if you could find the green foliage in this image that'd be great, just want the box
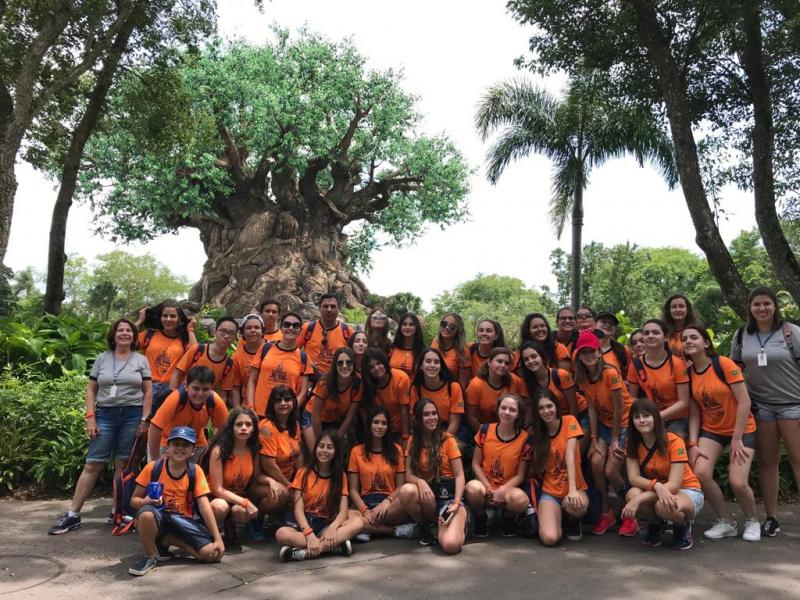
[384,292,423,322]
[0,265,13,316]
[0,375,89,491]
[342,307,369,328]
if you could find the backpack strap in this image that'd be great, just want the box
[205,393,216,416]
[735,327,744,348]
[300,350,308,370]
[341,321,351,342]
[258,342,274,367]
[782,322,800,363]
[192,343,206,364]
[477,423,490,447]
[186,461,196,507]
[151,458,165,483]
[632,356,647,383]
[550,368,561,389]
[710,355,726,384]
[469,343,479,356]
[305,320,317,342]
[143,328,156,350]
[222,356,234,380]
[639,443,659,474]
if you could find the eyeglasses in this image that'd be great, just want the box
[558,316,576,322]
[281,321,301,330]
[440,320,457,331]
[576,312,593,319]
[336,359,354,367]
[216,328,238,338]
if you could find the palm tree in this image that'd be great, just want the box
[475,71,677,309]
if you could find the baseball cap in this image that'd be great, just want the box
[167,426,197,444]
[596,311,619,326]
[573,330,601,359]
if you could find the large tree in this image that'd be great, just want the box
[78,33,470,314]
[475,71,676,309]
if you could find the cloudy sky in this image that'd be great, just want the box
[6,0,757,306]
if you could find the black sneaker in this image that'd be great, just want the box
[155,543,173,562]
[335,540,353,556]
[128,555,158,576]
[671,521,693,550]
[48,513,81,535]
[418,522,437,546]
[278,546,306,562]
[500,515,517,537]
[762,517,780,537]
[565,519,583,541]
[474,512,489,538]
[643,519,665,547]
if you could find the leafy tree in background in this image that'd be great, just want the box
[475,71,676,310]
[384,292,423,322]
[77,32,471,315]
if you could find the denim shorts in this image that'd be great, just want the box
[578,410,590,435]
[753,401,800,423]
[699,429,756,449]
[137,505,214,550]
[665,418,689,438]
[300,409,313,429]
[86,405,142,463]
[284,511,330,535]
[538,491,562,506]
[362,492,389,509]
[680,487,704,517]
[598,423,628,448]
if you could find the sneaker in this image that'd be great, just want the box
[393,523,420,539]
[278,546,306,562]
[128,555,158,576]
[48,513,81,535]
[500,515,517,537]
[565,519,582,541]
[671,521,693,550]
[743,518,761,542]
[704,518,738,540]
[155,543,173,562]
[618,517,640,537]
[246,518,266,542]
[336,540,354,556]
[591,510,617,535]
[418,522,437,546]
[762,517,780,537]
[355,533,371,543]
[474,512,489,538]
[643,520,665,547]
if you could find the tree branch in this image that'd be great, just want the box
[298,156,328,202]
[218,125,247,185]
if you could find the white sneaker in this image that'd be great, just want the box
[355,532,371,543]
[703,519,738,539]
[742,518,761,542]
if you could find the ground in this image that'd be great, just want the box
[1,498,799,599]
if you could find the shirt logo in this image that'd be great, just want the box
[677,448,686,456]
[569,423,577,431]
[611,377,619,385]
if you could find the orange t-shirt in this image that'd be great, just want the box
[290,467,348,519]
[514,343,571,372]
[135,460,210,517]
[474,424,533,488]
[406,433,461,481]
[389,347,416,379]
[627,354,689,418]
[601,345,632,380]
[409,381,465,423]
[431,339,470,380]
[138,329,186,383]
[539,414,587,497]
[263,329,282,343]
[347,443,406,496]
[689,356,756,435]
[373,369,411,434]
[466,374,524,424]
[306,378,361,424]
[150,390,228,448]
[668,330,684,357]
[258,418,301,481]
[209,449,254,495]
[580,367,632,428]
[250,344,313,416]
[231,341,262,389]
[174,343,236,391]
[637,432,700,490]
[469,344,493,378]
[545,368,587,414]
[297,321,354,375]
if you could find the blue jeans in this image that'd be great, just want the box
[86,405,142,463]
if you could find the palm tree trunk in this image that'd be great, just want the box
[571,176,584,311]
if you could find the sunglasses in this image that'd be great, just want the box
[275,395,295,404]
[336,359,354,367]
[371,312,388,320]
[281,321,301,330]
[440,320,457,331]
[576,313,593,319]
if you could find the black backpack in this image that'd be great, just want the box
[111,434,147,536]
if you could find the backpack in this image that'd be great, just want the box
[111,434,147,536]
[304,320,352,343]
[550,368,562,389]
[734,323,800,364]
[191,343,235,381]
[142,328,157,350]
[149,383,216,420]
[257,341,309,371]
[149,458,197,517]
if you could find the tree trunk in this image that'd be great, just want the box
[739,0,800,305]
[188,207,369,316]
[631,0,750,319]
[571,170,584,311]
[43,16,138,315]
[0,153,16,266]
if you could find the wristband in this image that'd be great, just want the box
[687,440,698,448]
[359,505,368,514]
[240,498,251,508]
[649,479,659,491]
[85,413,95,419]
[302,526,314,537]
[401,433,410,440]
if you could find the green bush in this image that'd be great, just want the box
[0,374,89,491]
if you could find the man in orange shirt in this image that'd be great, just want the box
[298,294,354,376]
[260,299,283,342]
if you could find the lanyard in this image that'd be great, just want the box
[756,330,776,351]
[111,353,133,384]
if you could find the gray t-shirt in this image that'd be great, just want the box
[89,351,151,408]
[730,323,800,406]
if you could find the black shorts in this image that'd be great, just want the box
[137,505,214,551]
[699,429,756,450]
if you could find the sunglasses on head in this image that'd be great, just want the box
[281,321,301,330]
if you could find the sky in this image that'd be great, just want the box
[5,0,757,307]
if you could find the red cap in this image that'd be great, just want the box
[573,330,600,360]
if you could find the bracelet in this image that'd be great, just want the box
[359,505,368,514]
[85,413,95,419]
[687,440,698,448]
[385,496,393,504]
[401,433,410,440]
[649,479,659,491]
[302,526,314,537]
[240,498,251,508]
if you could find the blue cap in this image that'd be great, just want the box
[167,426,197,444]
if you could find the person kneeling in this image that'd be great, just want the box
[128,426,224,576]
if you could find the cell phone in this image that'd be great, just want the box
[440,507,455,526]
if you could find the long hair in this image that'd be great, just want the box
[626,398,667,458]
[365,307,391,355]
[475,319,507,350]
[412,347,454,400]
[437,312,467,355]
[302,430,344,519]
[745,286,784,334]
[391,312,425,362]
[496,392,526,432]
[323,347,357,403]
[681,325,717,357]
[362,405,400,466]
[518,341,548,401]
[409,398,444,483]
[361,348,392,409]
[266,384,298,437]
[207,407,261,463]
[573,351,617,386]
[476,347,513,387]
[107,318,139,351]
[142,299,191,345]
[520,313,558,366]
[528,392,560,478]
[662,294,699,334]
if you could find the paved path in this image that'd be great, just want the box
[2,497,799,599]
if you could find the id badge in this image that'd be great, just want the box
[757,351,768,367]
[109,384,118,398]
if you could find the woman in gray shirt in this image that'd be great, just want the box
[731,286,800,537]
[48,318,152,535]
